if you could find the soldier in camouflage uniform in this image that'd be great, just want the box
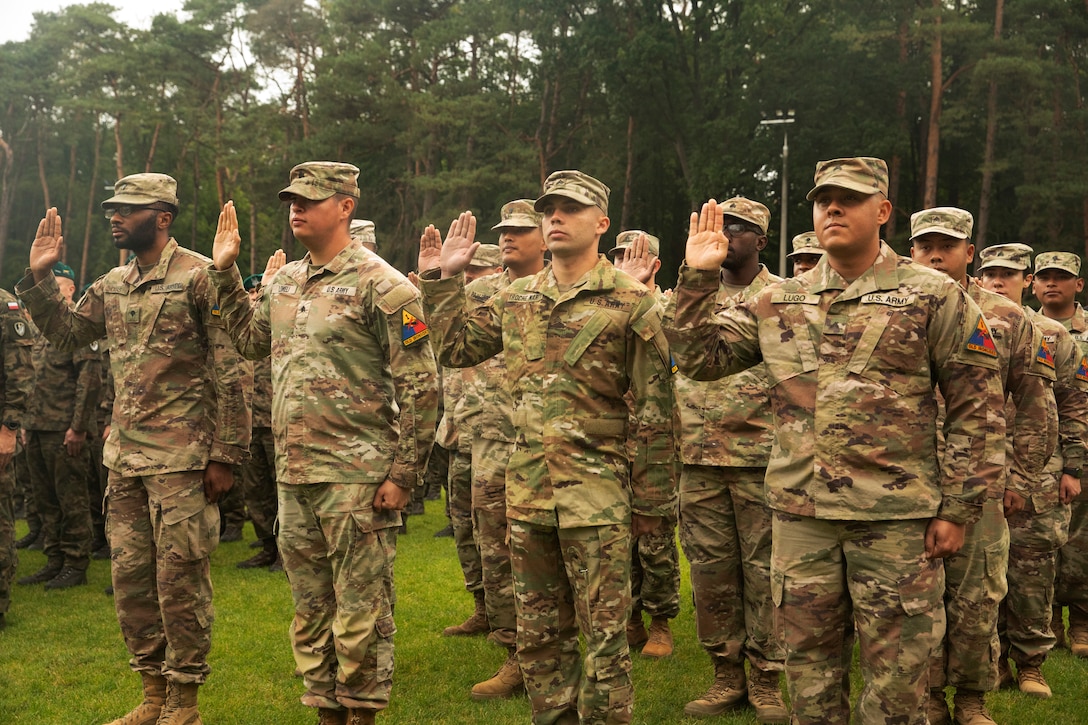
[910,215,1056,724]
[420,170,677,725]
[350,219,377,254]
[787,232,823,277]
[976,245,1088,700]
[609,230,682,663]
[667,158,1006,725]
[0,287,36,629]
[20,175,252,725]
[17,262,102,591]
[209,162,439,725]
[235,273,281,571]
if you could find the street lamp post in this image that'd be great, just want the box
[760,111,796,277]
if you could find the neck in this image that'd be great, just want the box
[303,232,352,267]
[550,248,599,286]
[1043,301,1076,320]
[507,258,545,282]
[827,239,881,282]
[720,258,760,287]
[134,235,171,268]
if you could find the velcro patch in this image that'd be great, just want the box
[861,292,915,307]
[770,291,820,305]
[7,301,19,311]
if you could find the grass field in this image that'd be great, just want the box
[2,501,1088,724]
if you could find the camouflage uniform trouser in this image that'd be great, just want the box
[449,444,482,593]
[0,459,15,615]
[630,518,680,622]
[106,469,219,684]
[1001,490,1070,668]
[217,471,246,531]
[679,465,782,670]
[772,513,944,725]
[1056,494,1088,621]
[26,430,93,570]
[88,432,107,542]
[240,427,277,543]
[932,497,1008,691]
[15,444,37,533]
[279,482,397,711]
[472,436,516,648]
[510,519,633,725]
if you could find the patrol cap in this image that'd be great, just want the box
[806,157,889,201]
[977,243,1033,272]
[909,207,973,242]
[279,162,360,201]
[492,199,542,230]
[720,196,770,235]
[243,274,263,291]
[1035,251,1082,277]
[51,262,76,281]
[609,230,660,258]
[101,173,179,210]
[350,219,376,249]
[469,244,502,268]
[534,170,610,215]
[787,231,824,259]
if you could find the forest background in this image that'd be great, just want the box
[0,0,1085,289]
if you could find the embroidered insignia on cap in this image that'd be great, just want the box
[1036,338,1055,369]
[1077,355,1088,383]
[966,316,998,357]
[402,309,429,347]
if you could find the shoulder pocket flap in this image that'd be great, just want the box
[377,281,418,315]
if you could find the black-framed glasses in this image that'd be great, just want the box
[103,204,172,221]
[723,223,759,236]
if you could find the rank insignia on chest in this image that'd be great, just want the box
[966,315,998,357]
[1077,356,1088,382]
[1036,338,1056,369]
[126,308,140,324]
[401,309,429,347]
[6,301,19,311]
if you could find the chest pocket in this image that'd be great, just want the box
[563,310,611,367]
[848,304,931,396]
[762,308,818,387]
[510,296,547,361]
[144,290,197,356]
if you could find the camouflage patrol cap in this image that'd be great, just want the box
[535,170,610,215]
[977,243,1033,272]
[242,274,263,291]
[720,196,770,234]
[101,173,179,209]
[492,199,542,230]
[1035,251,1082,277]
[51,262,76,281]
[279,162,360,201]
[909,207,973,242]
[806,157,889,201]
[470,244,502,268]
[787,231,824,259]
[610,230,660,258]
[350,219,376,249]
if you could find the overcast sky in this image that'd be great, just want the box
[2,0,186,44]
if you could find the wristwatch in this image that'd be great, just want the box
[2,420,18,431]
[1063,466,1082,479]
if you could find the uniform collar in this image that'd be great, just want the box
[122,238,178,287]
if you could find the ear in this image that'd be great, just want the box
[651,258,662,275]
[755,235,768,252]
[596,213,610,236]
[965,242,975,265]
[157,212,174,230]
[340,196,356,222]
[1077,278,1085,293]
[1023,273,1033,291]
[876,198,893,225]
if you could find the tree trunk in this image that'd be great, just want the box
[80,125,103,288]
[622,115,635,230]
[37,122,51,210]
[887,17,910,239]
[0,136,15,281]
[924,0,943,209]
[976,0,1004,251]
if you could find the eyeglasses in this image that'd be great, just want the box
[723,223,759,236]
[103,204,172,221]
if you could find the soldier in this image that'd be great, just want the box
[350,219,377,254]
[16,262,102,590]
[786,231,823,277]
[609,230,682,662]
[909,214,1055,723]
[235,273,280,571]
[209,162,439,725]
[666,157,1005,724]
[0,286,35,629]
[19,174,251,725]
[419,170,677,724]
[1030,251,1088,661]
[440,243,503,637]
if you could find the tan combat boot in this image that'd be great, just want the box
[1017,664,1052,698]
[105,673,167,725]
[996,657,1015,689]
[747,668,787,724]
[318,708,347,725]
[470,652,524,700]
[952,689,997,725]
[442,590,488,636]
[641,618,673,658]
[1052,605,1066,649]
[927,688,951,725]
[683,660,746,718]
[156,682,202,724]
[626,614,648,649]
[345,709,375,725]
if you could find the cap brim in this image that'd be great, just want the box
[723,213,768,234]
[533,192,596,212]
[977,259,1026,272]
[278,182,336,202]
[101,193,162,209]
[787,249,826,259]
[805,181,883,201]
[909,225,970,242]
[1034,264,1078,275]
[491,216,540,230]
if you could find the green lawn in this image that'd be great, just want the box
[2,501,1087,723]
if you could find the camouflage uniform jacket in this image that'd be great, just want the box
[251,355,273,429]
[25,334,102,435]
[435,367,462,451]
[209,242,438,489]
[668,243,1004,524]
[667,264,780,468]
[0,290,35,427]
[421,256,677,528]
[17,240,251,474]
[457,270,517,444]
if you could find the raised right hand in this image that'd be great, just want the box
[439,211,479,279]
[30,208,64,280]
[418,225,443,274]
[212,201,241,271]
[685,199,729,271]
[262,249,286,283]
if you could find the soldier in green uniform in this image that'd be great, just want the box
[209,162,439,725]
[20,174,252,725]
[667,158,1005,725]
[419,170,677,724]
